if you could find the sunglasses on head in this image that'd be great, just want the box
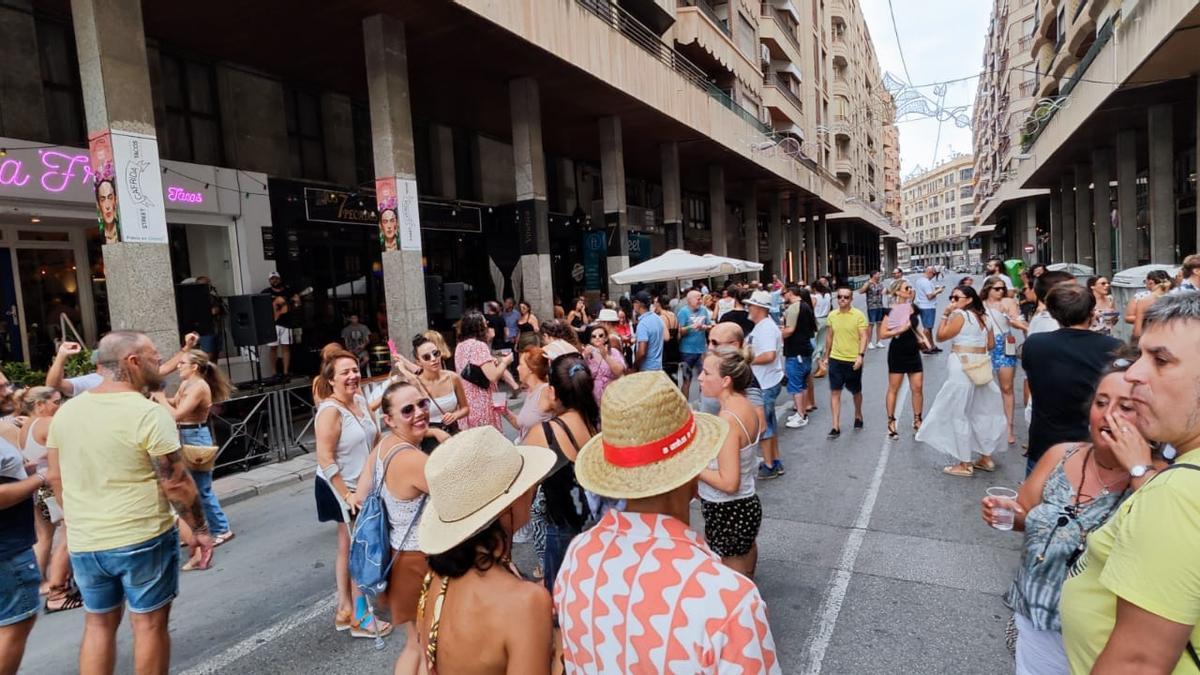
[396,398,430,418]
[419,349,441,362]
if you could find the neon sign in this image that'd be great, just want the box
[167,186,204,204]
[0,150,94,194]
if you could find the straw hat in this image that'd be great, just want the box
[597,308,619,322]
[418,426,557,555]
[745,290,773,309]
[575,371,728,500]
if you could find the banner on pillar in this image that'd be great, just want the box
[88,130,168,245]
[375,177,399,251]
[375,177,421,252]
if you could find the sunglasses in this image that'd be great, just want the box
[419,349,441,362]
[708,339,734,348]
[836,295,852,300]
[396,398,430,418]
[949,295,965,301]
[591,333,606,341]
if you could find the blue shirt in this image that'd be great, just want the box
[501,310,520,341]
[675,306,711,355]
[635,311,664,371]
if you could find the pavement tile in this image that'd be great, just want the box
[854,529,1018,595]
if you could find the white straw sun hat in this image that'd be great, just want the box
[575,371,728,500]
[418,426,557,555]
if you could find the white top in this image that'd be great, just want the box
[20,417,49,472]
[984,304,1012,335]
[425,390,459,425]
[746,317,784,389]
[950,309,989,348]
[699,410,761,503]
[67,373,103,396]
[316,395,375,491]
[374,445,424,551]
[913,276,938,309]
[813,293,831,318]
[1027,310,1059,336]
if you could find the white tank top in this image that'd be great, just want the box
[374,443,425,551]
[316,395,375,491]
[20,417,49,472]
[698,409,761,503]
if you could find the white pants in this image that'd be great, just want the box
[1014,612,1069,675]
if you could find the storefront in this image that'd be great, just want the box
[0,137,271,370]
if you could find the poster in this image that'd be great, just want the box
[375,177,399,251]
[396,177,421,251]
[88,129,168,244]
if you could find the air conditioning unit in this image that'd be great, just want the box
[760,44,771,66]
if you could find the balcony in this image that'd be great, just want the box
[835,155,852,179]
[679,0,729,35]
[762,72,804,126]
[758,4,804,66]
[831,33,848,66]
[831,116,851,141]
[1065,1,1097,56]
[831,78,849,99]
[675,1,764,96]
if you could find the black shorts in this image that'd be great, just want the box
[828,358,863,394]
[700,495,763,558]
[314,477,351,523]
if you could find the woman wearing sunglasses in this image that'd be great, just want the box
[356,380,435,675]
[411,335,469,453]
[877,279,928,439]
[980,355,1163,675]
[585,324,626,404]
[982,276,1029,446]
[1086,276,1119,336]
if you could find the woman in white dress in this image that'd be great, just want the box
[916,285,1008,476]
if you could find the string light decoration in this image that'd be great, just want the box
[883,72,972,129]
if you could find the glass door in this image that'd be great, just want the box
[16,248,81,369]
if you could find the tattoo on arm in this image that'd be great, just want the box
[153,451,209,535]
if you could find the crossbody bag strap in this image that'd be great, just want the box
[547,416,583,454]
[414,375,450,418]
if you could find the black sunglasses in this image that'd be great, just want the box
[836,295,852,300]
[397,398,430,418]
[949,294,965,301]
[708,339,732,347]
[419,349,441,362]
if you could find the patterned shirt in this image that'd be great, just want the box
[555,510,780,674]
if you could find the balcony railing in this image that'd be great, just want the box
[766,72,803,112]
[761,4,803,56]
[1021,14,1113,151]
[679,0,730,36]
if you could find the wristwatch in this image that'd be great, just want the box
[1130,464,1155,478]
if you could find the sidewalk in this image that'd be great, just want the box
[213,454,320,507]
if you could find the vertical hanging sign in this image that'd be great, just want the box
[376,176,421,252]
[88,129,168,244]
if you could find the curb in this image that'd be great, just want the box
[217,465,318,507]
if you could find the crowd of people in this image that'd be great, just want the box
[2,252,1199,674]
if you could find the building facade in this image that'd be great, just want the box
[901,154,977,269]
[976,0,1200,275]
[0,0,898,372]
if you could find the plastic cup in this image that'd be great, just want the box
[986,487,1019,531]
[492,392,508,410]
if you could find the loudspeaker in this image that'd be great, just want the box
[175,284,213,337]
[443,282,467,321]
[228,294,275,348]
[424,275,443,315]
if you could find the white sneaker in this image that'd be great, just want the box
[786,412,801,423]
[867,343,877,350]
[786,415,809,428]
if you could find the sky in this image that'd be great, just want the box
[858,0,993,179]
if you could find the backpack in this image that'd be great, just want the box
[349,445,426,598]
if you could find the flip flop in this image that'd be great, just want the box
[973,460,997,472]
[942,464,974,477]
[212,532,236,547]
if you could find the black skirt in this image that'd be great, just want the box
[887,318,924,374]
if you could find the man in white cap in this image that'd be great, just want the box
[559,372,780,673]
[745,289,786,479]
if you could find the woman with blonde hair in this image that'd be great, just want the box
[1127,269,1173,341]
[153,349,236,569]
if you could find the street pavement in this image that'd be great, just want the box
[21,275,1028,674]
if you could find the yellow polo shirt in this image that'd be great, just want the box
[1060,448,1200,674]
[47,391,180,553]
[826,307,868,362]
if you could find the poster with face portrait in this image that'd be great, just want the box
[376,177,422,252]
[375,177,399,251]
[88,130,169,245]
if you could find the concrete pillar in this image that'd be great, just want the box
[661,143,683,251]
[816,212,829,277]
[1116,130,1138,269]
[557,158,576,214]
[1091,148,1113,278]
[1147,104,1175,262]
[1074,163,1093,268]
[1024,200,1038,265]
[743,184,759,264]
[787,196,801,281]
[709,166,726,257]
[1060,174,1077,263]
[429,124,456,199]
[767,193,784,279]
[804,202,817,282]
[321,93,357,186]
[599,116,629,296]
[1048,188,1062,263]
[0,1,49,141]
[364,14,427,342]
[508,77,553,320]
[885,239,899,271]
[72,0,178,357]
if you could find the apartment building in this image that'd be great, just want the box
[976,0,1200,275]
[901,154,977,269]
[971,0,1049,262]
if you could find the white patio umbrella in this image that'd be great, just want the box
[609,248,762,285]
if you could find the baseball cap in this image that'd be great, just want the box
[268,271,281,280]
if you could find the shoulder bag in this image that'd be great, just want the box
[181,443,220,472]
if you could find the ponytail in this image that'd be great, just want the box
[707,346,753,393]
[187,349,232,402]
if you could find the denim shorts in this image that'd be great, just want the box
[680,352,704,374]
[868,307,887,324]
[918,307,937,332]
[70,528,180,614]
[785,355,811,394]
[760,382,782,439]
[0,548,39,626]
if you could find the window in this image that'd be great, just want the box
[960,185,972,199]
[959,167,974,181]
[159,54,223,165]
[285,88,326,180]
[735,13,756,60]
[36,18,86,145]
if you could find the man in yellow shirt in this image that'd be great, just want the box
[821,287,869,438]
[47,331,212,675]
[1060,293,1200,674]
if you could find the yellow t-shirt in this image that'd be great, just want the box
[47,391,180,553]
[1060,448,1200,674]
[826,307,868,362]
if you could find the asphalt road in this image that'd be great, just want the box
[21,275,1026,674]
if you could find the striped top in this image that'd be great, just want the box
[554,510,780,674]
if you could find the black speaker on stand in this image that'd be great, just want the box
[175,283,213,338]
[227,294,275,385]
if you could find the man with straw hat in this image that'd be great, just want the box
[557,372,780,673]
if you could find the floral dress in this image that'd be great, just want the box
[454,338,500,431]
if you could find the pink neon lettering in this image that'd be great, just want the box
[39,151,92,193]
[0,159,30,188]
[167,186,203,204]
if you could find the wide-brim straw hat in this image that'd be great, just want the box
[576,371,728,500]
[596,308,619,322]
[418,426,557,555]
[745,289,773,309]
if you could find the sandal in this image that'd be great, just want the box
[912,413,923,432]
[44,589,83,614]
[212,532,235,547]
[886,416,898,440]
[181,554,211,572]
[974,459,997,472]
[942,464,974,477]
[335,609,353,632]
[350,612,393,639]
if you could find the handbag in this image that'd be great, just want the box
[1004,333,1018,357]
[181,444,220,472]
[960,354,994,386]
[459,362,491,389]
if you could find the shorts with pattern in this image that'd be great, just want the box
[700,494,763,558]
[991,333,1017,370]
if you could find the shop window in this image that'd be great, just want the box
[35,17,86,146]
[285,87,327,181]
[160,54,224,166]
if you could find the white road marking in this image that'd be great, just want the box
[177,593,337,674]
[799,384,905,675]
